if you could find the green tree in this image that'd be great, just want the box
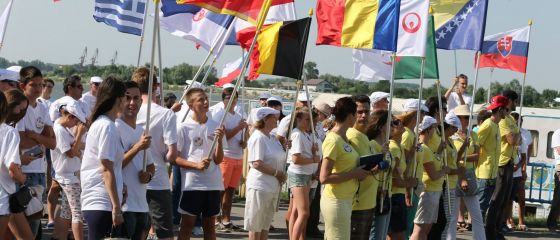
[304,62,319,79]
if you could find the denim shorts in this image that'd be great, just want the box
[287,171,312,188]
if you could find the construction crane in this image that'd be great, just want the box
[90,48,98,67]
[79,47,87,67]
[110,51,118,65]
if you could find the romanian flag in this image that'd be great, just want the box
[316,0,400,51]
[238,18,312,80]
[176,0,294,24]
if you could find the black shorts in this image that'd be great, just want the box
[511,177,524,202]
[146,189,174,238]
[388,193,407,233]
[179,190,221,217]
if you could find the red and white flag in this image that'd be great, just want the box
[215,57,244,87]
[479,26,530,73]
[397,0,429,57]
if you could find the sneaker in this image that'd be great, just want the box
[147,233,158,240]
[193,226,204,236]
[215,222,230,233]
[223,222,245,232]
[46,222,55,230]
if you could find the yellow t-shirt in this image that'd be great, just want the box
[445,139,458,190]
[452,131,479,170]
[427,127,442,153]
[413,144,428,180]
[476,118,501,179]
[401,127,415,152]
[499,114,520,166]
[347,128,379,210]
[389,140,407,195]
[322,132,360,199]
[422,145,444,192]
[370,140,383,153]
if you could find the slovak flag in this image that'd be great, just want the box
[215,56,244,87]
[479,26,530,73]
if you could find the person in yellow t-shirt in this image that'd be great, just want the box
[320,97,371,240]
[452,104,486,240]
[486,91,521,240]
[411,116,449,240]
[347,95,382,240]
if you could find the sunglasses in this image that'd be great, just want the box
[92,82,100,87]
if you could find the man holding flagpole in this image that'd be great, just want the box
[444,74,472,112]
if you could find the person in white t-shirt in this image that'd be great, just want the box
[132,67,178,240]
[50,100,87,240]
[0,68,19,92]
[287,107,320,240]
[244,107,287,239]
[116,81,156,239]
[444,74,472,112]
[276,93,311,146]
[211,88,248,231]
[81,76,102,113]
[80,77,126,240]
[38,78,55,110]
[174,88,225,239]
[15,66,56,237]
[0,91,27,237]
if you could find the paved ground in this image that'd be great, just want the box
[40,202,560,239]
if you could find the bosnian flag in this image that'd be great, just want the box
[160,0,234,57]
[215,57,244,87]
[479,26,530,73]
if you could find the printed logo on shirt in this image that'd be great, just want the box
[35,117,45,130]
[193,137,203,147]
[343,144,353,153]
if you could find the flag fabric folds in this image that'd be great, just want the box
[352,15,439,81]
[160,1,234,56]
[237,18,312,80]
[397,0,429,57]
[0,0,13,44]
[94,0,147,36]
[176,0,294,24]
[230,2,296,45]
[316,0,400,51]
[215,56,244,86]
[431,0,489,51]
[479,26,530,73]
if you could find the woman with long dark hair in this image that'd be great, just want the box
[80,77,126,240]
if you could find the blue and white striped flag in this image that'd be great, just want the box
[93,0,147,36]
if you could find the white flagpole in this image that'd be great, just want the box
[157,18,164,106]
[380,52,397,211]
[436,79,452,215]
[180,59,218,122]
[136,0,149,67]
[0,0,14,55]
[517,20,533,129]
[453,50,458,76]
[411,57,426,189]
[461,52,482,177]
[486,68,494,103]
[142,0,160,170]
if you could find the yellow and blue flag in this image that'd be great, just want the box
[431,0,488,51]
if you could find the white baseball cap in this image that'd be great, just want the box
[6,66,21,73]
[0,69,19,82]
[370,91,390,104]
[255,107,280,121]
[90,76,103,83]
[222,83,235,89]
[184,80,206,90]
[267,96,283,103]
[297,92,313,102]
[445,112,462,129]
[404,99,429,113]
[64,100,87,123]
[416,116,437,132]
[259,92,271,100]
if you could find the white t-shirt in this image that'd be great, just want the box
[80,115,124,211]
[137,103,177,190]
[51,123,81,184]
[115,119,153,213]
[37,97,52,111]
[80,91,96,113]
[209,101,244,118]
[246,129,286,193]
[177,117,224,191]
[49,96,90,122]
[212,109,244,159]
[514,128,533,177]
[447,92,472,112]
[551,129,560,165]
[16,102,53,173]
[0,124,21,195]
[288,128,319,175]
[276,113,292,138]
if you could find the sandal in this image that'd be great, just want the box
[518,224,530,232]
[457,221,468,232]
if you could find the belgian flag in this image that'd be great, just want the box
[238,17,312,80]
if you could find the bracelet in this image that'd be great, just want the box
[274,170,278,177]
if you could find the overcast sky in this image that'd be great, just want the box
[1,0,556,91]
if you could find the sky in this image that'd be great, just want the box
[0,0,556,92]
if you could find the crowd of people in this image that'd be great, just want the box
[0,66,558,240]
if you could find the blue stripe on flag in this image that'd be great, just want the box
[161,0,200,17]
[96,0,135,10]
[373,0,400,52]
[93,15,142,35]
[95,7,144,24]
[435,0,488,51]
[137,2,145,13]
[94,0,146,36]
[481,41,529,57]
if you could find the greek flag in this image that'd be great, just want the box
[93,0,147,36]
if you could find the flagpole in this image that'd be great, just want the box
[517,20,533,129]
[136,0,149,67]
[380,52,397,211]
[411,57,426,194]
[143,0,160,171]
[205,0,273,164]
[461,51,482,178]
[157,18,165,106]
[436,79,452,215]
[181,58,218,122]
[486,68,494,103]
[176,18,235,105]
[0,0,14,55]
[453,50,458,76]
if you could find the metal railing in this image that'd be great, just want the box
[526,162,555,204]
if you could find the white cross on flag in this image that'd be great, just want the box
[397,0,430,57]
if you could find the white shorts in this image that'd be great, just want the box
[0,187,9,215]
[414,191,441,224]
[243,188,278,232]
